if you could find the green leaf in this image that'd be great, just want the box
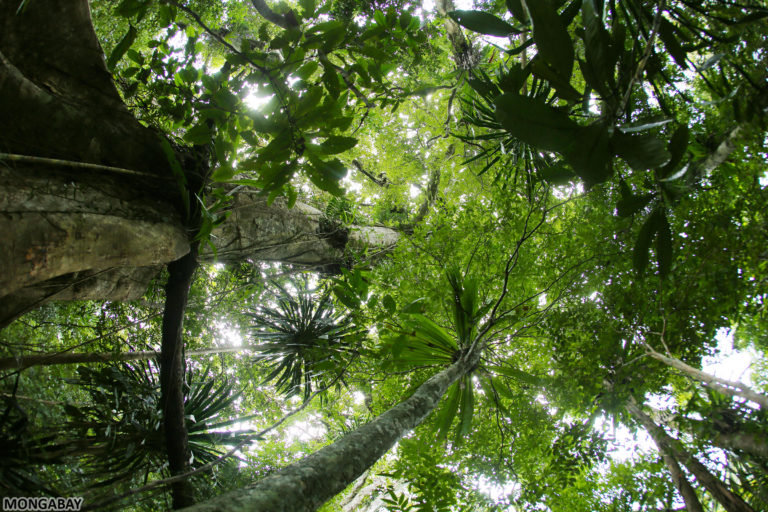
[522,0,574,78]
[488,365,546,387]
[213,89,240,111]
[495,93,579,153]
[539,164,576,185]
[184,123,214,146]
[319,136,358,155]
[295,61,319,80]
[617,117,673,134]
[382,295,396,314]
[456,378,475,440]
[447,10,520,37]
[659,125,689,178]
[563,123,612,184]
[307,157,347,196]
[633,208,663,274]
[611,133,671,171]
[401,298,427,314]
[581,0,614,91]
[506,0,528,23]
[617,192,655,217]
[435,382,460,441]
[107,25,137,71]
[656,212,673,276]
[657,17,688,68]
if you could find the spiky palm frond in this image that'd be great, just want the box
[247,277,359,400]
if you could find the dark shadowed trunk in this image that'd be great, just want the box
[160,247,199,509]
[180,356,474,512]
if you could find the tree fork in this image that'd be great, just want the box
[160,246,199,509]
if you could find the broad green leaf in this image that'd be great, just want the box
[213,89,239,111]
[617,117,673,134]
[657,17,688,68]
[435,382,460,441]
[382,294,396,314]
[522,0,574,78]
[505,0,528,22]
[633,208,663,274]
[611,133,670,170]
[539,165,576,185]
[107,25,137,71]
[529,58,583,102]
[617,193,655,217]
[495,93,579,153]
[488,365,546,387]
[659,125,689,178]
[295,61,319,80]
[447,10,520,37]
[319,136,358,155]
[456,379,475,441]
[307,157,346,196]
[401,298,427,314]
[656,212,673,276]
[184,123,214,145]
[563,123,612,184]
[581,0,614,91]
[404,314,457,352]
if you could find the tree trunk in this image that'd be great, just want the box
[645,347,768,410]
[627,400,755,512]
[0,0,399,328]
[160,249,199,509]
[627,401,705,512]
[0,346,255,371]
[180,357,473,512]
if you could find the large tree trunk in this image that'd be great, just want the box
[0,0,398,328]
[627,400,755,512]
[627,401,705,512]
[180,356,474,512]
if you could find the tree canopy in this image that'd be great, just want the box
[1,0,767,510]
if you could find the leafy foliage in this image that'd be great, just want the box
[248,277,360,400]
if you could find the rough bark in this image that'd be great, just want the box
[0,346,253,371]
[0,165,399,327]
[180,357,472,512]
[645,347,768,410]
[0,0,399,328]
[160,248,199,509]
[649,407,768,461]
[627,401,705,512]
[628,400,755,512]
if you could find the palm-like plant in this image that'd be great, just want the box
[247,277,360,400]
[61,362,256,488]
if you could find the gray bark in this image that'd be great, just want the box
[0,165,398,326]
[627,401,705,512]
[0,0,399,328]
[180,357,472,512]
[645,347,768,410]
[628,400,755,512]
